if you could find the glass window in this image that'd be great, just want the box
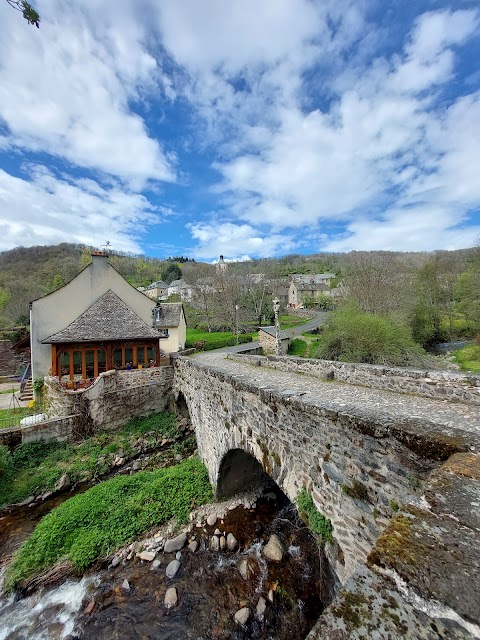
[85,350,94,379]
[97,349,106,373]
[113,348,123,368]
[137,346,145,365]
[124,347,133,368]
[147,345,156,364]
[59,351,70,380]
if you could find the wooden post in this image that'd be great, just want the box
[81,350,86,380]
[69,351,74,381]
[51,345,57,376]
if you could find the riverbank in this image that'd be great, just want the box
[0,412,194,510]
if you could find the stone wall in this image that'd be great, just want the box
[44,366,174,431]
[0,415,79,447]
[258,331,290,355]
[228,353,480,405]
[172,356,461,584]
[0,340,23,376]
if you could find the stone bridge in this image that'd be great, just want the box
[173,351,480,639]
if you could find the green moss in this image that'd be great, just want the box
[341,480,370,502]
[389,500,399,512]
[270,450,281,466]
[5,456,212,590]
[296,488,333,544]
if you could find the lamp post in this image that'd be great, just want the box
[273,297,281,356]
[235,304,239,345]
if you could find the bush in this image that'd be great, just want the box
[288,338,308,357]
[6,457,212,588]
[313,304,429,367]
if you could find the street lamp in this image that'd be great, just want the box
[273,297,281,356]
[235,304,240,345]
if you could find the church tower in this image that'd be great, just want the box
[216,255,228,273]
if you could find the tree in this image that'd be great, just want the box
[162,263,182,285]
[5,1,40,27]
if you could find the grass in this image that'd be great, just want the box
[0,407,31,428]
[186,328,255,350]
[288,338,308,357]
[5,456,212,590]
[0,412,182,508]
[278,314,310,329]
[453,344,480,373]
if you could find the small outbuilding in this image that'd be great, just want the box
[258,326,293,355]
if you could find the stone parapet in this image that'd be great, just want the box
[228,353,480,405]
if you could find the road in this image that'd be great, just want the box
[214,311,330,354]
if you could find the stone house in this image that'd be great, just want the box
[153,303,187,353]
[140,280,168,300]
[30,252,178,385]
[288,274,335,308]
[258,326,292,355]
[167,279,193,302]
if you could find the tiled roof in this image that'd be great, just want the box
[297,282,329,292]
[154,302,184,328]
[43,290,161,343]
[146,280,168,290]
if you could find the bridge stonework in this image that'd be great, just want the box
[173,354,480,639]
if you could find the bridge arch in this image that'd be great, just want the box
[217,448,277,498]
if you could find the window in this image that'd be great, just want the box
[159,329,169,338]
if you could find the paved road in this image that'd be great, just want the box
[216,311,330,354]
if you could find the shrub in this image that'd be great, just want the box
[313,304,429,367]
[6,457,212,588]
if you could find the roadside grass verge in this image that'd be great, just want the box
[453,344,480,373]
[0,412,181,508]
[278,315,310,329]
[186,329,255,350]
[5,457,212,590]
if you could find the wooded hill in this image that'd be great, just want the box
[0,243,478,346]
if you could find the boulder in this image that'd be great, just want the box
[206,513,217,526]
[262,534,285,562]
[54,474,71,492]
[164,587,178,608]
[234,607,251,626]
[164,532,187,554]
[226,533,238,551]
[166,559,181,579]
[139,551,156,562]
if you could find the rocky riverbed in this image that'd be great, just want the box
[0,484,334,640]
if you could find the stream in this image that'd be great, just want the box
[0,482,334,639]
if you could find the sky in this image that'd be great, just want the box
[0,0,479,261]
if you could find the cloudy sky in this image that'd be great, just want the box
[0,0,479,260]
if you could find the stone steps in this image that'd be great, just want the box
[19,380,33,401]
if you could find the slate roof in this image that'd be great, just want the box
[292,273,335,284]
[296,282,329,292]
[258,326,292,340]
[154,302,184,328]
[146,280,168,290]
[43,290,161,343]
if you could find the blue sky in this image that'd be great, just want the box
[0,0,479,261]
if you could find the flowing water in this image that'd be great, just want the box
[0,485,334,640]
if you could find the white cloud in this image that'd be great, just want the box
[0,166,162,253]
[187,222,296,259]
[206,7,480,252]
[0,0,175,188]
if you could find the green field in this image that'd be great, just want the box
[0,407,31,429]
[453,344,480,373]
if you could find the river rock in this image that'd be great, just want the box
[238,558,252,580]
[151,559,161,570]
[139,551,156,562]
[54,474,71,492]
[210,535,220,551]
[122,580,130,591]
[175,551,182,560]
[132,460,142,471]
[256,596,267,619]
[227,533,238,551]
[206,513,217,526]
[166,559,181,578]
[214,528,222,536]
[188,541,198,553]
[84,600,95,615]
[219,535,226,551]
[164,587,178,608]
[234,607,251,626]
[263,534,285,562]
[164,532,187,553]
[111,554,121,567]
